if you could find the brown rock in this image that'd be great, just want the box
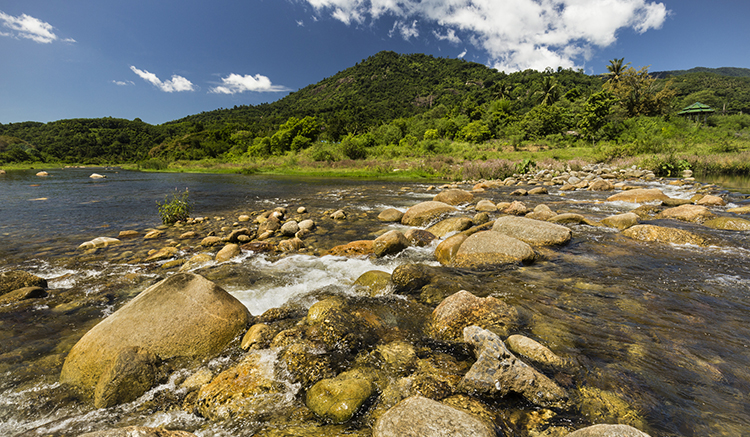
[501,201,528,215]
[378,208,405,222]
[704,216,750,231]
[696,194,726,206]
[426,217,473,238]
[373,395,495,437]
[622,224,708,246]
[326,240,374,257]
[374,230,410,257]
[0,270,47,296]
[452,231,535,268]
[492,216,572,246]
[78,426,198,437]
[404,228,436,247]
[601,212,639,230]
[433,189,474,206]
[606,188,669,203]
[431,290,519,341]
[588,179,614,191]
[93,346,160,408]
[401,201,457,226]
[215,243,241,262]
[547,213,586,224]
[657,204,715,223]
[435,233,468,266]
[118,230,140,239]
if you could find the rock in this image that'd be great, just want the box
[178,253,214,272]
[180,368,214,391]
[704,216,750,231]
[93,346,160,408]
[505,335,568,370]
[200,236,223,247]
[473,212,491,225]
[145,246,178,262]
[306,371,375,423]
[657,204,715,223]
[326,240,374,257]
[197,350,293,421]
[0,286,48,304]
[374,230,410,257]
[401,201,457,227]
[90,173,106,179]
[588,179,614,191]
[565,424,651,437]
[501,201,528,215]
[178,231,198,240]
[373,395,495,437]
[433,189,474,206]
[510,189,528,196]
[238,214,251,222]
[426,217,473,238]
[661,197,692,207]
[354,270,392,296]
[622,224,708,246]
[475,199,497,212]
[78,237,122,251]
[431,290,519,341]
[331,209,347,220]
[547,213,586,224]
[696,194,726,206]
[390,263,437,295]
[227,227,252,243]
[215,243,241,262]
[452,231,535,268]
[492,216,572,246]
[460,326,567,408]
[374,341,418,375]
[606,188,669,203]
[434,233,468,266]
[404,228,436,247]
[143,230,164,240]
[728,205,750,214]
[525,204,557,221]
[78,426,197,437]
[281,220,300,236]
[0,270,47,295]
[577,386,648,432]
[601,212,639,230]
[118,230,139,239]
[298,219,316,231]
[297,206,307,214]
[279,237,305,252]
[378,208,405,222]
[241,323,277,350]
[36,171,49,177]
[528,186,548,195]
[60,273,251,401]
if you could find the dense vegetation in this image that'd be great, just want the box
[2,51,750,179]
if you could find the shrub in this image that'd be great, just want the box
[157,189,192,225]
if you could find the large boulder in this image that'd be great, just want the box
[401,201,457,226]
[565,424,651,437]
[60,273,251,401]
[0,270,47,296]
[354,270,392,296]
[601,212,639,230]
[431,290,518,341]
[326,240,374,257]
[433,189,474,206]
[492,216,572,246]
[373,230,409,257]
[373,395,495,437]
[426,217,473,238]
[704,216,750,231]
[306,370,375,423]
[452,231,535,268]
[93,346,160,408]
[695,194,726,206]
[378,208,404,222]
[435,233,468,266]
[460,326,567,408]
[606,188,669,203]
[657,204,715,223]
[621,224,708,246]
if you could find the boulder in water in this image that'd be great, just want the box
[306,370,375,423]
[601,212,639,230]
[492,216,572,246]
[431,290,518,341]
[401,201,457,226]
[378,208,405,222]
[622,224,708,246]
[565,424,651,437]
[373,395,495,437]
[452,231,535,268]
[0,270,47,296]
[606,188,669,203]
[657,204,715,223]
[426,217,473,238]
[373,230,409,257]
[704,216,750,231]
[433,188,474,206]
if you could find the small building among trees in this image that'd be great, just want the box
[678,102,715,124]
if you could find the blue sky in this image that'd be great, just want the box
[1,0,748,125]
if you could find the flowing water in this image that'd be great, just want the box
[1,167,750,436]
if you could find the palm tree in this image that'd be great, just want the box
[536,76,560,106]
[605,58,631,83]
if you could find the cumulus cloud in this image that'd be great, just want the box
[0,10,74,44]
[302,0,669,71]
[130,66,195,92]
[210,73,291,94]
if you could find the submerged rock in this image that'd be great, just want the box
[354,270,392,296]
[621,224,708,246]
[704,216,750,231]
[431,290,519,341]
[78,426,197,437]
[60,273,251,402]
[0,270,47,296]
[566,424,651,437]
[505,334,568,370]
[78,237,122,251]
[373,395,495,437]
[307,370,375,423]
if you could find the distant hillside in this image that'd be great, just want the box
[652,67,750,79]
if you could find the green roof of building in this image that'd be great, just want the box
[678,102,715,115]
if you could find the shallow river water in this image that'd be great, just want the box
[1,167,750,437]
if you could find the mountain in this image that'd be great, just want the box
[652,67,750,79]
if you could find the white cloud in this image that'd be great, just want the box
[457,49,467,59]
[130,66,195,92]
[112,80,135,86]
[301,0,669,71]
[0,11,72,44]
[210,73,291,94]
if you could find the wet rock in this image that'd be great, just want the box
[404,228,436,247]
[279,340,336,387]
[118,230,139,239]
[606,188,669,203]
[426,217,473,238]
[279,237,306,252]
[331,209,348,220]
[78,237,122,251]
[601,212,639,230]
[374,230,410,257]
[390,263,440,295]
[401,201,457,226]
[431,290,519,341]
[374,341,418,376]
[179,231,198,240]
[78,426,197,437]
[566,424,651,437]
[143,230,164,240]
[36,171,49,177]
[326,240,374,257]
[525,204,557,221]
[452,231,535,268]
[528,186,548,195]
[510,189,528,196]
[259,217,281,234]
[577,386,648,431]
[0,270,47,296]
[93,346,160,409]
[297,206,307,214]
[433,189,474,206]
[238,214,251,222]
[0,285,47,304]
[61,273,251,401]
[657,204,715,223]
[621,224,708,246]
[728,205,750,214]
[281,220,300,236]
[305,298,377,353]
[306,370,375,423]
[435,233,468,266]
[475,199,497,212]
[378,208,405,222]
[227,227,253,243]
[505,335,568,370]
[460,326,567,408]
[298,219,316,231]
[547,213,586,225]
[179,253,214,272]
[373,395,495,437]
[661,197,692,207]
[472,212,491,225]
[696,194,726,206]
[215,243,241,262]
[631,205,663,220]
[200,236,223,247]
[196,350,293,421]
[241,323,277,350]
[588,179,614,191]
[492,216,572,246]
[502,201,528,215]
[354,270,392,296]
[145,246,178,262]
[704,216,750,231]
[241,241,277,253]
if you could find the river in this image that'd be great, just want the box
[1,167,750,436]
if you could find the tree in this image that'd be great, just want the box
[578,91,617,144]
[605,58,631,83]
[604,66,675,117]
[535,76,560,106]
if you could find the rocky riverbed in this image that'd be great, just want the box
[1,165,750,437]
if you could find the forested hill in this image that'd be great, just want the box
[652,67,750,78]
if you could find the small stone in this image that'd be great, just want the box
[143,230,163,240]
[118,230,139,239]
